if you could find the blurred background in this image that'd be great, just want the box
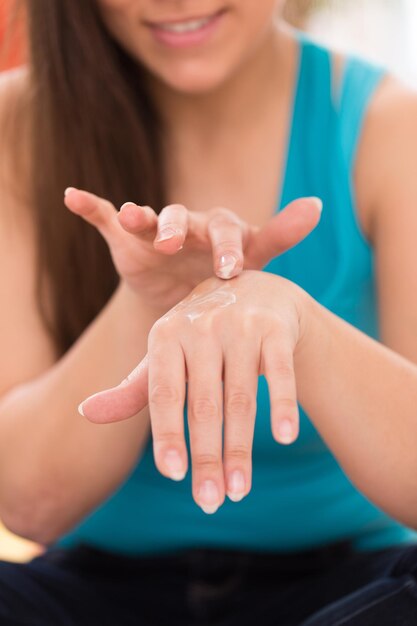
[0,0,416,562]
[284,0,417,87]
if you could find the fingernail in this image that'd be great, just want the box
[199,480,220,514]
[164,450,186,481]
[64,187,77,197]
[119,201,136,212]
[201,505,219,514]
[227,470,245,502]
[309,197,323,212]
[78,402,85,417]
[218,254,238,279]
[277,419,295,444]
[155,227,181,243]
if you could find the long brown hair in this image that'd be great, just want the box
[21,1,165,356]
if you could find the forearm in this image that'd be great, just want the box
[0,282,162,543]
[295,292,417,528]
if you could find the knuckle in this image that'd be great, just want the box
[190,397,220,423]
[211,207,239,223]
[191,315,215,335]
[272,397,298,421]
[150,384,181,406]
[153,431,184,445]
[210,213,239,230]
[272,360,294,379]
[102,199,115,213]
[226,391,255,417]
[149,319,173,342]
[243,308,265,326]
[193,453,221,471]
[274,397,298,413]
[233,310,263,336]
[225,445,250,462]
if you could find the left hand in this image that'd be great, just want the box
[80,271,306,514]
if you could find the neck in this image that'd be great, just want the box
[149,25,296,144]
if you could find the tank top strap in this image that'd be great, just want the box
[296,33,334,102]
[280,34,337,209]
[338,57,385,172]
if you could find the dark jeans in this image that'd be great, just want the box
[0,540,417,625]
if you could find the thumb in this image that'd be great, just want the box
[79,357,149,423]
[64,188,120,242]
[250,197,322,268]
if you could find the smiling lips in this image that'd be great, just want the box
[146,9,227,48]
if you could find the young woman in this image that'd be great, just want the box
[1,1,417,624]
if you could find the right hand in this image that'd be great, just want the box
[64,188,322,309]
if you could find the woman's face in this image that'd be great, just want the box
[97,1,284,93]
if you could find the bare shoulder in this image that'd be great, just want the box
[0,67,57,394]
[0,65,30,145]
[0,66,31,203]
[365,74,417,121]
[0,65,28,107]
[361,75,417,169]
[355,74,417,241]
[355,77,417,358]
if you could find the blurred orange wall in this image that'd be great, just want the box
[0,0,25,70]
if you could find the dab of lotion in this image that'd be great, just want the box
[162,288,237,324]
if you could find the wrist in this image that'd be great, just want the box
[293,290,331,381]
[293,287,320,365]
[116,280,169,321]
[270,274,310,350]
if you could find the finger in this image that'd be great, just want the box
[186,339,225,514]
[64,187,120,240]
[261,332,299,445]
[250,197,323,268]
[118,202,158,242]
[223,340,259,503]
[148,324,188,481]
[153,204,188,254]
[79,357,149,424]
[207,209,246,280]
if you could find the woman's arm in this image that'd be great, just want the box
[0,280,159,545]
[294,77,417,527]
[0,72,161,542]
[356,77,417,364]
[294,293,417,529]
[308,76,417,524]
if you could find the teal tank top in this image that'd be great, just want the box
[59,37,417,555]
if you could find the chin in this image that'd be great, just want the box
[155,62,232,95]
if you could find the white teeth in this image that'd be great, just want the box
[159,16,212,34]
